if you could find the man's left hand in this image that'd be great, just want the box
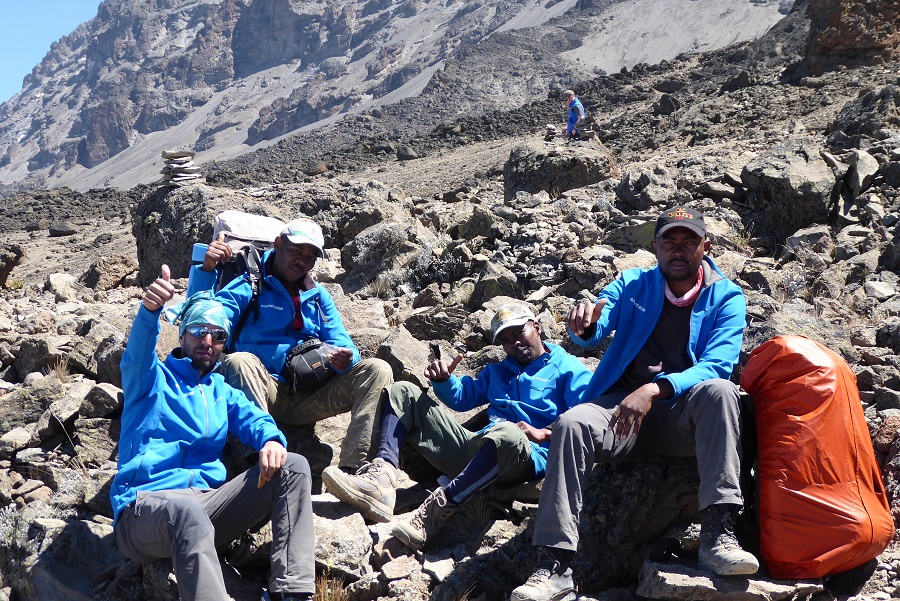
[609,383,657,440]
[328,347,354,371]
[257,440,288,487]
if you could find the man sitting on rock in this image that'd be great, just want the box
[111,265,315,601]
[511,206,758,601]
[322,303,592,551]
[188,217,394,472]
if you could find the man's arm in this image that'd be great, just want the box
[121,266,174,402]
[429,355,491,412]
[313,286,360,372]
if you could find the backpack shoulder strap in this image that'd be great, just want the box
[225,246,264,353]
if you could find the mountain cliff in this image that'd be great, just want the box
[0,0,789,195]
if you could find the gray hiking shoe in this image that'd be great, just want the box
[391,486,459,550]
[322,458,398,523]
[510,547,576,601]
[698,504,760,576]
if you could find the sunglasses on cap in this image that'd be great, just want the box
[184,325,228,342]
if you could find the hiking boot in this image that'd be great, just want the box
[322,458,398,523]
[391,487,459,550]
[510,546,576,601]
[698,504,760,576]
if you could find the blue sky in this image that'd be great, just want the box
[0,1,102,103]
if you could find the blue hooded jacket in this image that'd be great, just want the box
[567,97,586,135]
[569,256,746,403]
[110,305,287,524]
[431,342,591,477]
[187,249,360,381]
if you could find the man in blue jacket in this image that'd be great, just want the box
[563,90,586,139]
[322,303,592,550]
[511,207,758,601]
[111,265,315,601]
[189,217,393,472]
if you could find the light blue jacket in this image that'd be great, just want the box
[110,305,287,524]
[567,97,586,135]
[187,249,360,381]
[569,256,746,403]
[432,342,591,477]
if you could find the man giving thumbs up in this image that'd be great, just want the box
[109,265,316,601]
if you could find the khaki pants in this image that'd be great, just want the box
[219,352,393,470]
[388,381,535,484]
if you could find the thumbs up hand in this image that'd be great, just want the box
[143,264,176,311]
[202,232,233,272]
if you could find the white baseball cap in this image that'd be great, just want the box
[281,218,325,257]
[490,303,537,342]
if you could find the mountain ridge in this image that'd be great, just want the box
[0,0,788,196]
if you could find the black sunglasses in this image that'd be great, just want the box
[184,325,228,342]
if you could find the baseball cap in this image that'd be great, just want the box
[281,218,325,256]
[490,303,537,343]
[654,206,706,238]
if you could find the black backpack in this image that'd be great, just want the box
[198,210,288,352]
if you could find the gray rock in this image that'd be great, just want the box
[847,149,880,198]
[636,561,822,600]
[81,383,124,418]
[740,140,839,240]
[313,511,372,579]
[79,255,140,291]
[503,139,619,202]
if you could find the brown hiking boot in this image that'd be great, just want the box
[698,504,759,576]
[322,458,398,523]
[391,487,459,550]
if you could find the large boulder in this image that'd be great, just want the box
[805,0,900,71]
[503,139,619,201]
[740,139,839,241]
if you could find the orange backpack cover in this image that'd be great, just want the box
[740,335,894,579]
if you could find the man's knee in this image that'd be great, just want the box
[387,380,427,414]
[693,379,741,409]
[355,357,394,385]
[282,452,311,479]
[220,352,265,374]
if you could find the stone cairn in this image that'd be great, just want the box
[157,149,204,187]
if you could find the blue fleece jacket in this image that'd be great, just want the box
[569,256,746,403]
[110,305,287,524]
[567,97,586,135]
[431,342,591,477]
[187,249,360,381]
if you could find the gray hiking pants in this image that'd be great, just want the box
[388,381,535,484]
[532,378,745,552]
[219,352,393,470]
[115,454,315,601]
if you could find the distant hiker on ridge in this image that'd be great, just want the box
[563,89,587,139]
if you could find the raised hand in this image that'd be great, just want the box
[143,264,175,311]
[567,298,607,337]
[202,232,233,271]
[424,352,463,382]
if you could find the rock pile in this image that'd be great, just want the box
[157,150,204,187]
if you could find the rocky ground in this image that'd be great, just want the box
[2,1,900,601]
